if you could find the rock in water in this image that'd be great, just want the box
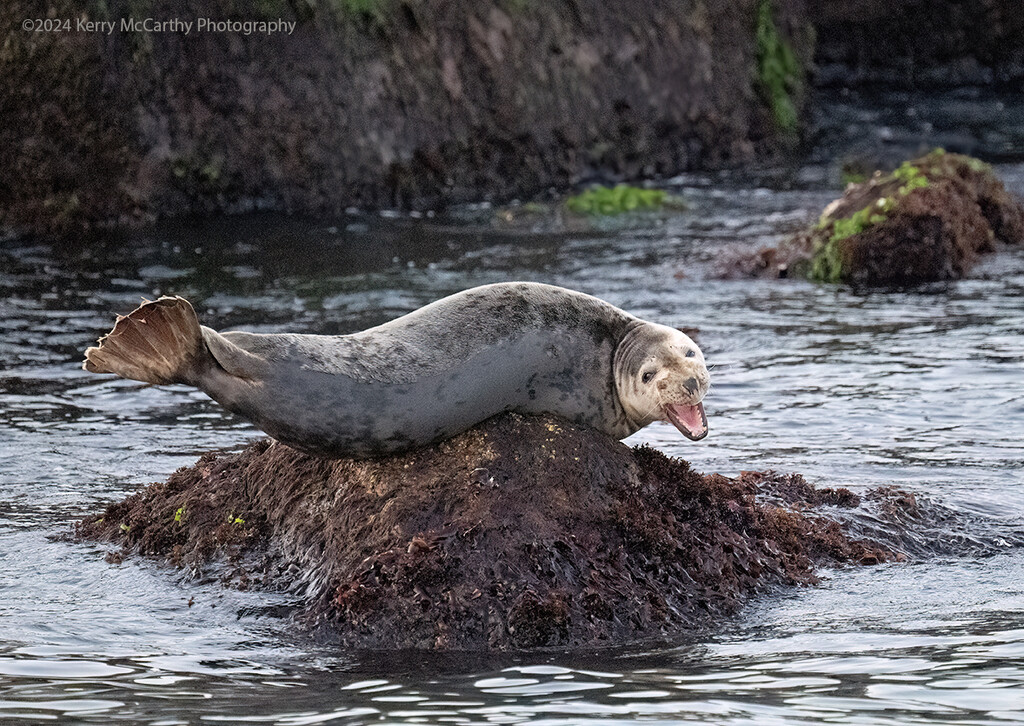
[77,413,898,650]
[720,151,1024,284]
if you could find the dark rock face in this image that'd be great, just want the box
[811,1,1024,87]
[78,413,904,651]
[0,0,811,236]
[4,1,1022,239]
[719,152,1024,285]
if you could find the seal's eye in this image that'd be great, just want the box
[641,370,656,384]
[685,349,696,358]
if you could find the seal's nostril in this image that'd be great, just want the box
[684,376,698,394]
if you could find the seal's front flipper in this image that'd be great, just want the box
[84,296,208,386]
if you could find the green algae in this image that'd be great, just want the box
[841,169,867,186]
[755,0,801,134]
[810,198,892,282]
[893,161,929,195]
[566,184,675,215]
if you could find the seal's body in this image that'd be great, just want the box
[84,282,709,457]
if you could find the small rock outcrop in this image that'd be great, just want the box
[78,413,908,651]
[721,151,1024,284]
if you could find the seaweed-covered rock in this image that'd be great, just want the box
[721,151,1024,284]
[78,413,901,651]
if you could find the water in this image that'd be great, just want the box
[3,154,1024,723]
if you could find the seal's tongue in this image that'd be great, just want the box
[665,401,708,441]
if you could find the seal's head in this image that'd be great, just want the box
[614,322,710,440]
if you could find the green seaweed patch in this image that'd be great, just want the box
[831,199,892,242]
[755,0,802,134]
[808,237,843,283]
[935,149,993,173]
[810,198,893,283]
[566,185,680,215]
[892,161,929,195]
[841,169,867,186]
[920,148,991,175]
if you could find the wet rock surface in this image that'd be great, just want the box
[0,0,811,237]
[6,1,1024,239]
[78,413,919,651]
[720,151,1024,284]
[811,1,1024,88]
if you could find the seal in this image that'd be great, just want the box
[83,282,710,457]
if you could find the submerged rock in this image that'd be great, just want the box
[721,151,1024,284]
[78,413,904,651]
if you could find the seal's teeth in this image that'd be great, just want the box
[664,401,708,441]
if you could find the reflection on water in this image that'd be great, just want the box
[1,160,1023,723]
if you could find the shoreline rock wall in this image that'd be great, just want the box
[0,0,810,236]
[4,1,1022,238]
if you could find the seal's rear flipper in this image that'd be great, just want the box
[83,297,206,385]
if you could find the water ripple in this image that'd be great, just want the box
[1,157,1023,724]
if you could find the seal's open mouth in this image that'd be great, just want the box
[664,402,708,441]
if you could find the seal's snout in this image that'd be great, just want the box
[659,358,709,441]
